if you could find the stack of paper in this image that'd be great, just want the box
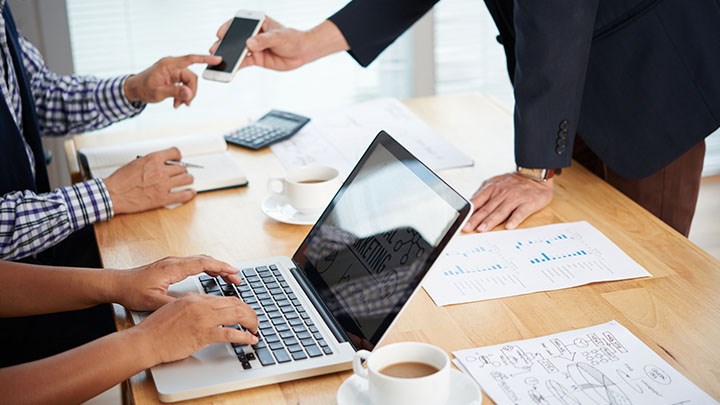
[453,321,718,404]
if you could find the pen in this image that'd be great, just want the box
[135,155,204,169]
[165,160,204,169]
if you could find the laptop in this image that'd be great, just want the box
[133,131,471,402]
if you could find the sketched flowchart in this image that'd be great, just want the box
[454,321,717,405]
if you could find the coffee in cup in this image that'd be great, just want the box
[352,342,451,405]
[379,361,440,378]
[267,164,340,214]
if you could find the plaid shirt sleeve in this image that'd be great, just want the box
[0,179,114,260]
[18,36,146,136]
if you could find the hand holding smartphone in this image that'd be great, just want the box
[203,10,265,82]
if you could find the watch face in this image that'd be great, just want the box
[517,167,550,181]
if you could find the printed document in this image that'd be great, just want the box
[270,98,473,173]
[423,221,650,306]
[454,321,718,405]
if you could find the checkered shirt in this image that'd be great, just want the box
[0,2,145,259]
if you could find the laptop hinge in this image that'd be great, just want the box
[290,266,350,347]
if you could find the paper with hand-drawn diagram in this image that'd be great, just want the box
[454,321,718,405]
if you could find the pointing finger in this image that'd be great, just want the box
[173,54,222,68]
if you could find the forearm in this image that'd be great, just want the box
[31,73,144,136]
[0,180,113,260]
[328,0,438,67]
[303,20,350,63]
[19,37,144,136]
[0,261,117,317]
[512,0,599,168]
[0,328,155,404]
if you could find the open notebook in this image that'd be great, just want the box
[78,134,248,192]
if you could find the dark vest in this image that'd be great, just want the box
[0,8,110,358]
[0,5,100,268]
[0,4,49,195]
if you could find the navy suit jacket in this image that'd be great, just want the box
[329,0,720,179]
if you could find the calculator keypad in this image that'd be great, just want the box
[225,125,288,149]
[224,110,310,150]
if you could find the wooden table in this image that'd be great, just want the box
[81,93,720,404]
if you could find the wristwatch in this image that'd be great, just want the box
[516,166,561,182]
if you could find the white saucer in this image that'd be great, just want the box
[337,368,482,405]
[261,195,320,225]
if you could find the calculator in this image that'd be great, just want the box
[224,110,311,150]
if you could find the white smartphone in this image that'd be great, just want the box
[203,10,265,82]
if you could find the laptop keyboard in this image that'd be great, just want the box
[198,264,333,370]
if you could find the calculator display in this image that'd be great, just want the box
[260,115,302,130]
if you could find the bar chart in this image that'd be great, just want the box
[439,241,516,277]
[424,222,650,306]
[442,263,505,276]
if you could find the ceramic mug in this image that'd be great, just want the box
[267,164,340,214]
[352,342,451,405]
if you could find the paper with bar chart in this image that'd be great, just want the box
[423,221,650,306]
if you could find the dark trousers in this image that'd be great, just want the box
[0,227,116,367]
[0,304,116,367]
[573,136,705,237]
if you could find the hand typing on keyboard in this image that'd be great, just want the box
[107,254,259,364]
[107,255,243,311]
[199,264,333,370]
[135,293,259,364]
[0,254,257,404]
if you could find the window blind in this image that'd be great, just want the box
[66,0,413,132]
[433,0,513,108]
[433,0,719,176]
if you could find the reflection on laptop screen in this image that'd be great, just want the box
[294,132,469,351]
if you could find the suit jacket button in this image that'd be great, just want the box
[558,129,568,139]
[559,120,569,130]
[556,145,566,155]
[557,138,566,147]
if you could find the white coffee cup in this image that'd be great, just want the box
[267,164,340,214]
[352,342,451,405]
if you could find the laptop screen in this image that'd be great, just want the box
[293,131,470,351]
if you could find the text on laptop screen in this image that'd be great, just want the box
[295,135,467,350]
